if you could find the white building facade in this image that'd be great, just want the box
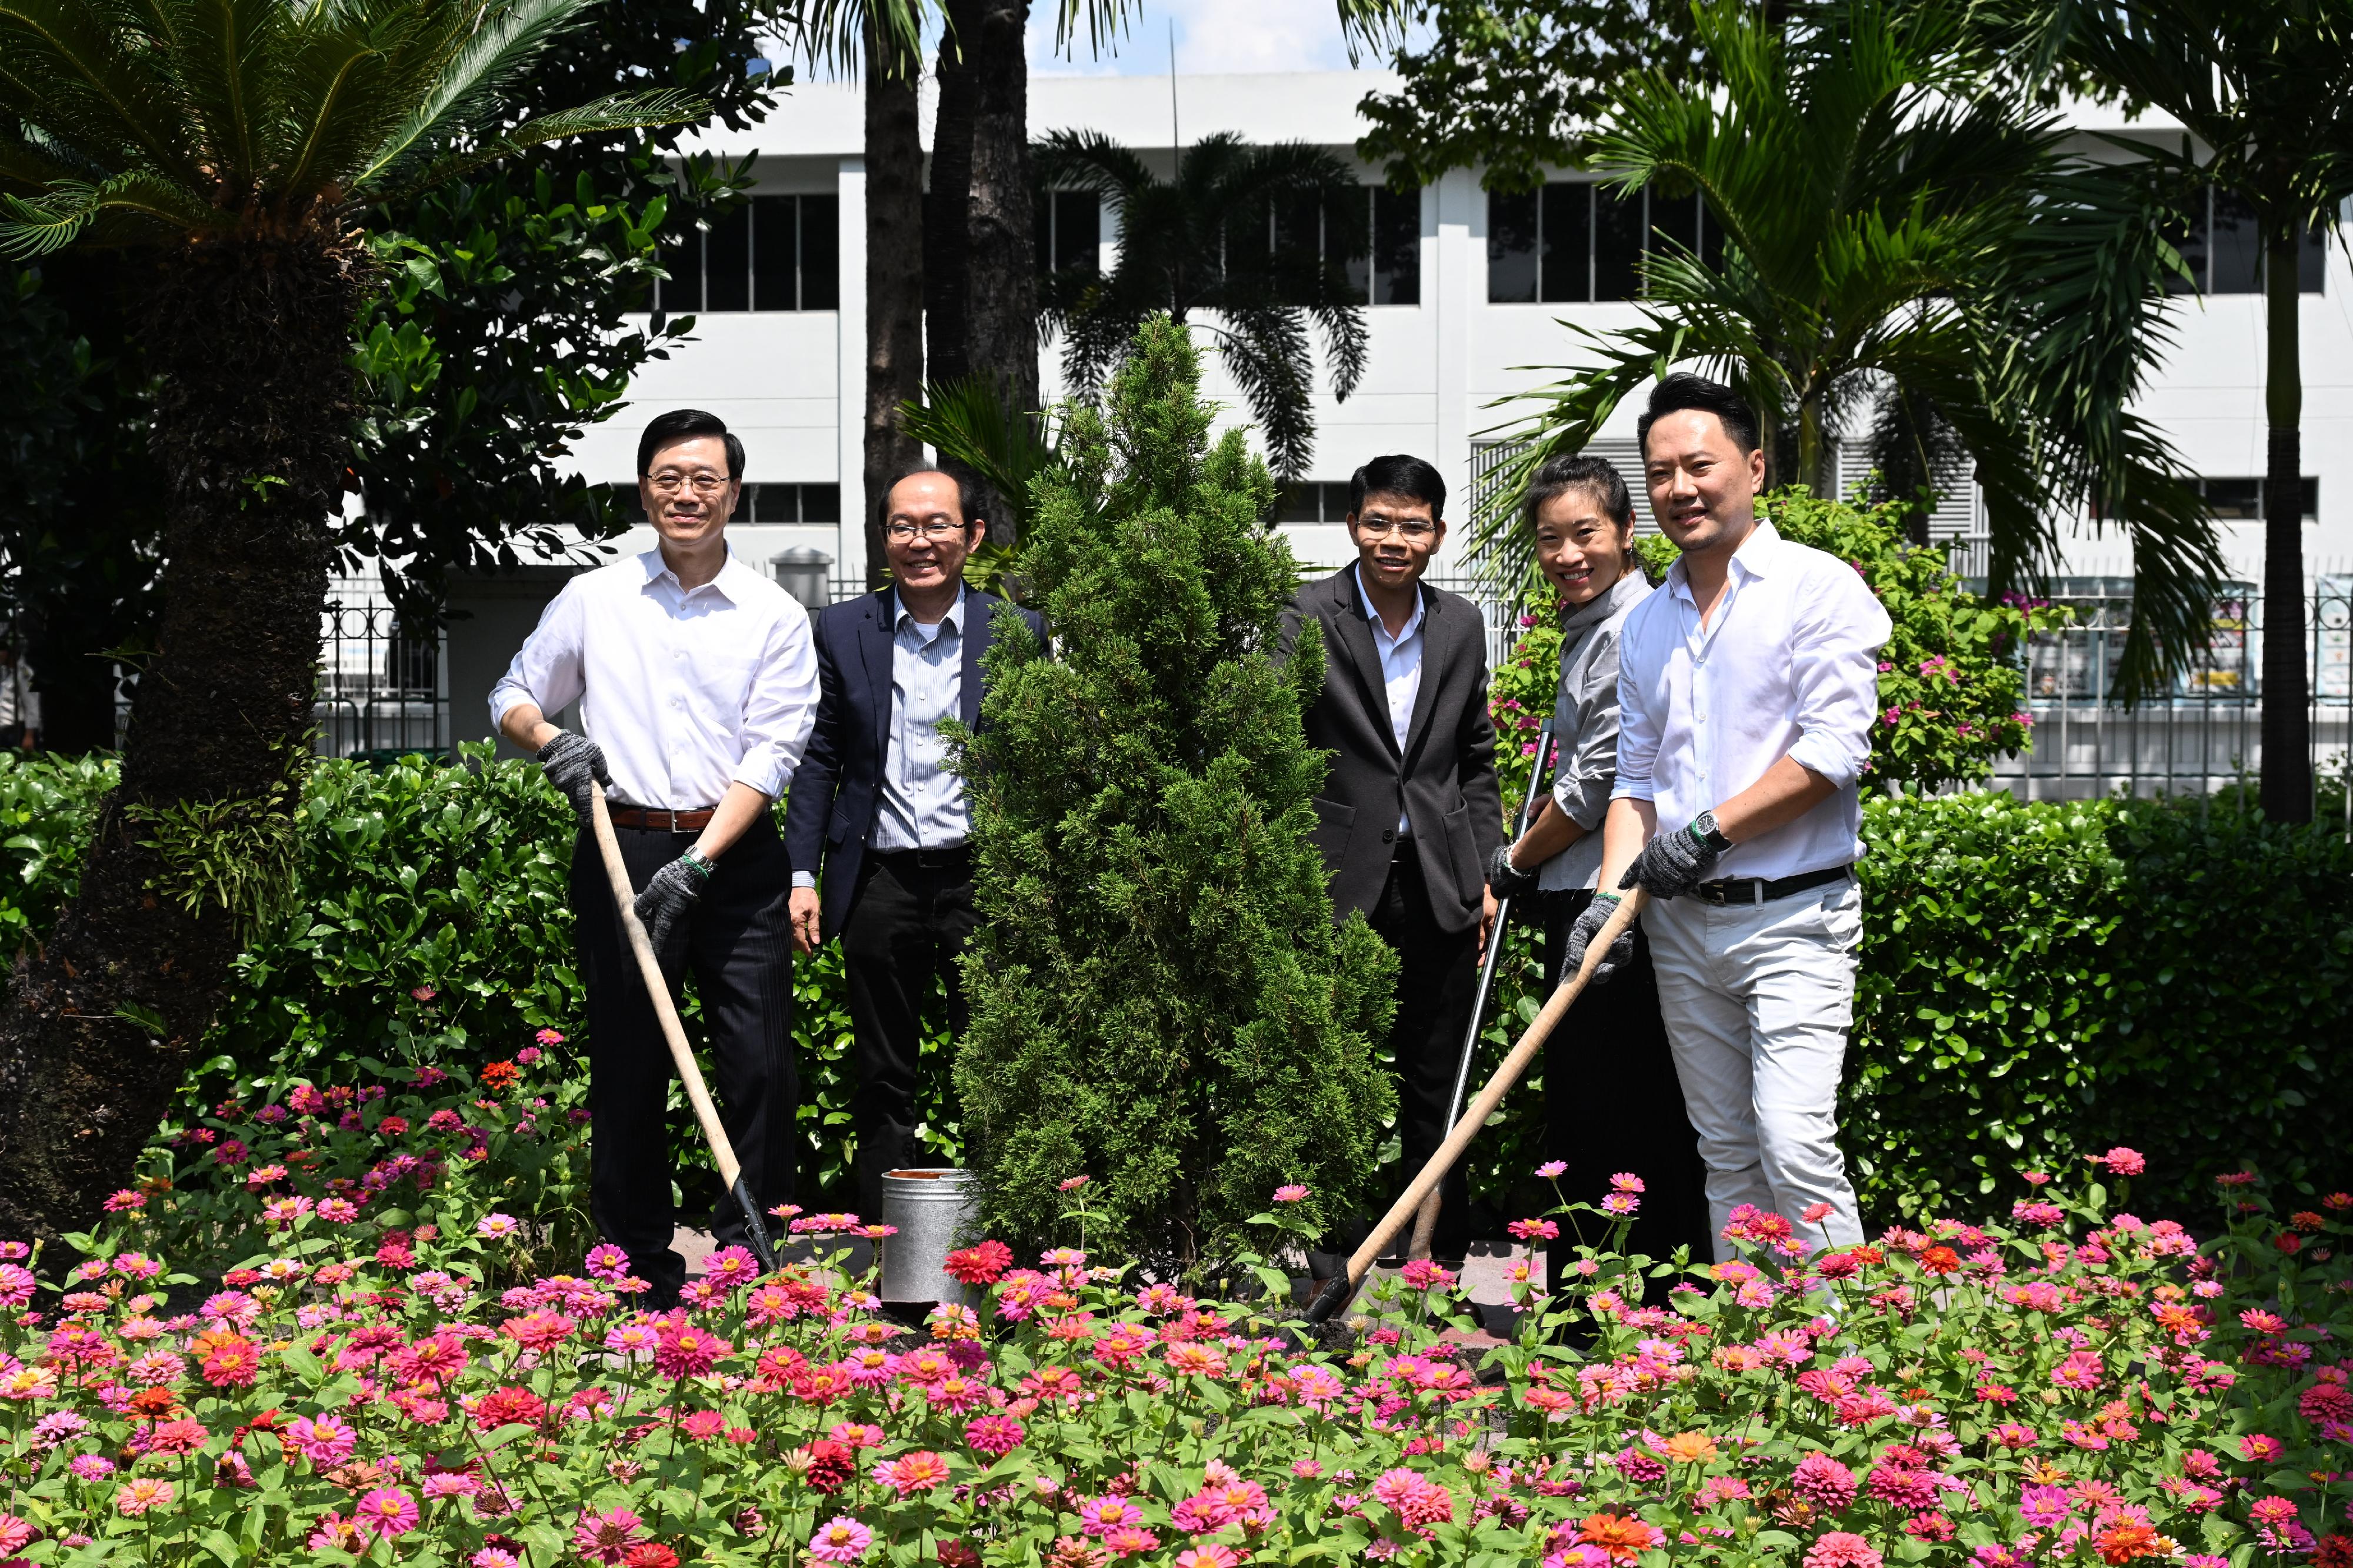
[565,69,2353,588]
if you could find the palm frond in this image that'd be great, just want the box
[786,0,929,78]
[347,0,598,192]
[0,168,218,255]
[381,89,705,199]
[0,0,198,182]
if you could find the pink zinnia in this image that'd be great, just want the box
[1791,1453,1858,1512]
[285,1413,358,1466]
[652,1324,729,1379]
[874,1450,951,1494]
[1272,1184,1310,1203]
[1103,1526,1162,1558]
[354,1489,420,1540]
[809,1516,873,1563]
[1079,1496,1150,1537]
[574,1507,649,1564]
[1805,1532,1883,1568]
[2092,1147,2146,1177]
[966,1413,1025,1456]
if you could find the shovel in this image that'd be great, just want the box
[1406,719,1555,1261]
[587,782,779,1275]
[1304,887,1647,1324]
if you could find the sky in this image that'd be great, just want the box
[1024,0,1369,78]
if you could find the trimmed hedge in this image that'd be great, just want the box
[1,753,2344,1226]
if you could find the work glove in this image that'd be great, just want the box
[1488,840,1541,899]
[536,732,610,822]
[634,856,706,968]
[1562,891,1634,983]
[1617,818,1724,900]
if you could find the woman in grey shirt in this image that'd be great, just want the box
[1488,454,1709,1275]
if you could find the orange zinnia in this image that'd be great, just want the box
[1662,1431,1719,1465]
[1580,1513,1661,1563]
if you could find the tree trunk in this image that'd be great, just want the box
[2259,221,2311,823]
[864,15,929,590]
[926,0,984,392]
[962,0,1039,544]
[0,233,359,1242]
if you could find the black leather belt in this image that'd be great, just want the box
[1692,866,1850,906]
[874,843,972,869]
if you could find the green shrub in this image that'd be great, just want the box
[952,316,1398,1270]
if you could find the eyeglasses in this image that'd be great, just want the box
[1355,513,1438,541]
[646,471,732,496]
[885,520,969,542]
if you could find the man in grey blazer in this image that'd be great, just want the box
[1279,453,1505,1263]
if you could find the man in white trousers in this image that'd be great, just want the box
[1564,373,1892,1257]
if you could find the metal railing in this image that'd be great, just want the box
[316,584,448,761]
[1969,566,2353,804]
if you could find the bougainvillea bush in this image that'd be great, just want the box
[3,1129,2348,1568]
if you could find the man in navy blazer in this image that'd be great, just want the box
[781,469,1044,1220]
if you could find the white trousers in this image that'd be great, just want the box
[1642,878,1865,1260]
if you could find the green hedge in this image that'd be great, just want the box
[2,752,2344,1225]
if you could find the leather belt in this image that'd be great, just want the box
[1692,866,1850,906]
[873,843,973,869]
[606,805,716,833]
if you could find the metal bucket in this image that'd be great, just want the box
[879,1167,982,1305]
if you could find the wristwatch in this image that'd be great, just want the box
[1691,810,1734,853]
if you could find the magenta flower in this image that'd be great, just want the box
[573,1507,649,1564]
[353,1488,420,1539]
[1272,1184,1310,1203]
[809,1516,874,1563]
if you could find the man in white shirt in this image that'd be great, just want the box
[491,408,819,1304]
[780,471,1043,1222]
[1572,375,1892,1256]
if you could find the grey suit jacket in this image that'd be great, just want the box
[1278,566,1506,935]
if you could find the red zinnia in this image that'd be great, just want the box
[1918,1246,1962,1276]
[474,1386,548,1433]
[945,1240,1015,1285]
[802,1439,855,1493]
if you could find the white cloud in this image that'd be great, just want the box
[1031,0,1364,77]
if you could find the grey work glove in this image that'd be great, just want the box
[1562,891,1634,983]
[1488,840,1541,899]
[1618,819,1723,900]
[536,732,610,822]
[634,856,706,968]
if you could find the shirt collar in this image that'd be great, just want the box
[1666,518,1782,602]
[1352,563,1426,640]
[1560,566,1651,635]
[892,583,966,639]
[640,547,749,603]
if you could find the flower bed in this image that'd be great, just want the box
[2,1046,2349,1567]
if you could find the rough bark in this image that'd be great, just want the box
[962,0,1039,543]
[925,0,984,393]
[864,14,929,589]
[2259,223,2311,824]
[0,231,361,1242]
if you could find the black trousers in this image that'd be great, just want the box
[841,846,976,1222]
[571,813,796,1305]
[1539,888,1712,1286]
[1369,845,1482,1263]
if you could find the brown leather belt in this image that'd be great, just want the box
[606,805,716,833]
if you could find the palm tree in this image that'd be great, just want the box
[0,0,695,1239]
[2057,0,2353,821]
[1474,0,2222,695]
[1035,130,1371,481]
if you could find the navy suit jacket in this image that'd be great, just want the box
[781,586,1044,942]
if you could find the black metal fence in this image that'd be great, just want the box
[315,585,447,761]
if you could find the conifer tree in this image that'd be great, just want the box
[954,317,1397,1270]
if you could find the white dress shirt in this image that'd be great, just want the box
[1354,563,1425,833]
[489,549,819,810]
[1610,520,1893,880]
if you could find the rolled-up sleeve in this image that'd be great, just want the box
[731,602,821,798]
[1552,628,1625,829]
[489,581,586,732]
[1784,563,1894,788]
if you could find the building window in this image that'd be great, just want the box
[1036,190,1102,277]
[606,482,842,523]
[1487,181,1718,303]
[1232,186,1422,307]
[1277,481,1358,523]
[2165,191,2325,296]
[655,194,841,313]
[2195,475,2317,521]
